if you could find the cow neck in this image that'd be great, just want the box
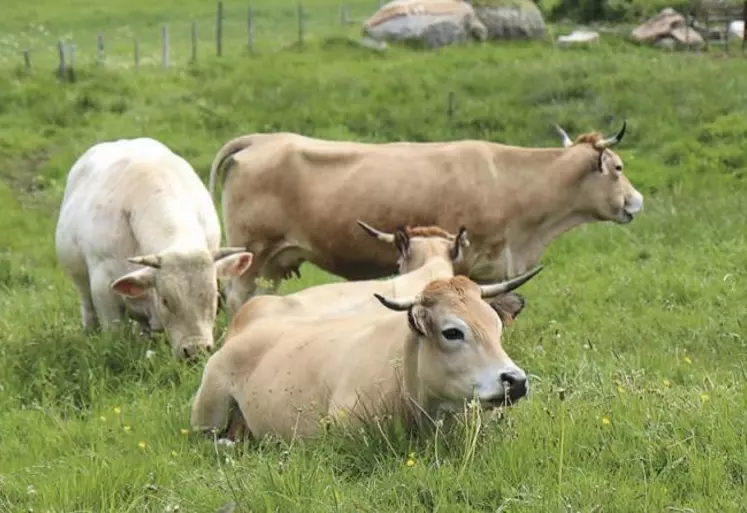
[392,255,453,296]
[497,146,597,274]
[399,331,441,426]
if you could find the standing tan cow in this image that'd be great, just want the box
[190,266,543,442]
[209,122,643,319]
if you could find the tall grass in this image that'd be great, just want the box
[1,3,747,510]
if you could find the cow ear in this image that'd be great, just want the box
[450,226,470,262]
[488,292,526,326]
[215,252,254,279]
[407,306,429,337]
[394,226,410,259]
[111,268,156,298]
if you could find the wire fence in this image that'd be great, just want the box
[1,1,387,79]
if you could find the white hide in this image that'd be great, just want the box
[55,137,249,358]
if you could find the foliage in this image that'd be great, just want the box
[544,0,743,23]
[2,1,747,511]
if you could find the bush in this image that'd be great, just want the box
[544,0,739,23]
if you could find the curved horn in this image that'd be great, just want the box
[128,254,162,269]
[212,247,250,261]
[597,120,627,149]
[479,265,544,299]
[554,124,573,148]
[357,220,395,244]
[373,292,417,312]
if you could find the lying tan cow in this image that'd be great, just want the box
[209,122,643,319]
[190,266,543,441]
[228,220,527,340]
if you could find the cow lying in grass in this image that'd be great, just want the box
[190,266,543,442]
[227,220,527,339]
[55,137,254,360]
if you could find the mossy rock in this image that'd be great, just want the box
[471,0,546,40]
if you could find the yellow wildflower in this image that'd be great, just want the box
[601,416,611,425]
[114,407,121,415]
[406,451,416,467]
[171,450,178,457]
[99,416,106,422]
[700,393,710,403]
[138,441,146,449]
[124,425,131,432]
[684,356,692,365]
[180,428,189,435]
[663,379,671,388]
[616,386,625,394]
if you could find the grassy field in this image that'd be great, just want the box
[2,1,747,511]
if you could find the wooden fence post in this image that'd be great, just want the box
[191,21,198,62]
[341,3,349,26]
[298,2,305,46]
[248,3,255,53]
[216,0,224,57]
[67,44,76,82]
[97,33,104,66]
[134,38,139,70]
[447,91,456,122]
[23,50,31,72]
[57,40,66,80]
[743,0,747,51]
[162,25,170,69]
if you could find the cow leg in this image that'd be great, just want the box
[90,268,126,330]
[72,268,100,333]
[190,358,234,434]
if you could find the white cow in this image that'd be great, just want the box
[55,137,254,359]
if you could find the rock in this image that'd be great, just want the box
[728,20,744,40]
[556,30,600,47]
[362,0,488,49]
[471,0,546,40]
[669,25,704,48]
[631,7,685,44]
[654,36,677,51]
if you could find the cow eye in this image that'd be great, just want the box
[442,328,464,341]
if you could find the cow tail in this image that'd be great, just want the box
[208,135,256,202]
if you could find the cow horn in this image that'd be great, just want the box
[357,220,395,244]
[479,265,544,298]
[128,254,162,269]
[597,120,627,149]
[554,124,573,148]
[212,247,250,261]
[373,292,417,312]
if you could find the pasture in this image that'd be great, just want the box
[2,0,747,511]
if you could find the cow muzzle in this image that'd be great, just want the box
[618,190,644,224]
[480,369,529,407]
[174,339,214,361]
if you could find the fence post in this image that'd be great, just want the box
[97,33,104,66]
[134,38,139,70]
[23,49,31,72]
[248,3,255,53]
[341,2,348,26]
[162,25,170,69]
[57,40,66,80]
[67,44,76,82]
[216,0,224,57]
[378,0,382,8]
[298,2,305,46]
[191,21,198,62]
[743,0,746,51]
[447,91,456,122]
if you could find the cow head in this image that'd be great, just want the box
[373,265,543,410]
[554,120,644,224]
[110,247,254,360]
[357,220,470,274]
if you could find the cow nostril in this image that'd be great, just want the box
[500,371,528,401]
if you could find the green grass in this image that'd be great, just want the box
[2,1,747,510]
